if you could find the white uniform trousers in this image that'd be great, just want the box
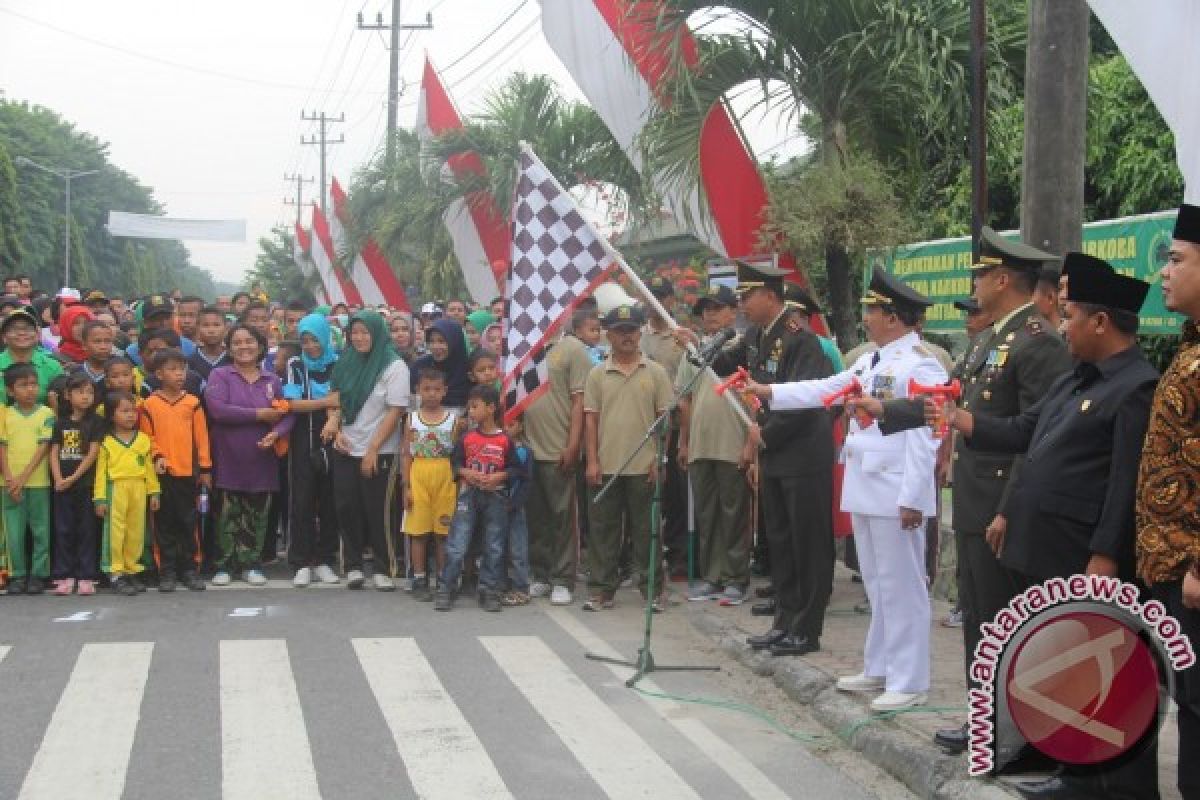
[852,513,931,693]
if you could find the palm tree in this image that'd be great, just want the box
[638,0,1024,344]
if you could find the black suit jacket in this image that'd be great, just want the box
[968,346,1158,581]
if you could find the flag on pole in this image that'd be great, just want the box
[330,178,411,310]
[310,204,363,307]
[503,144,618,421]
[293,222,315,278]
[417,55,510,304]
[1088,0,1200,202]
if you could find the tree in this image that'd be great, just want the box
[0,140,25,273]
[639,0,1025,345]
[246,226,315,306]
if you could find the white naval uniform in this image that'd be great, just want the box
[770,331,946,693]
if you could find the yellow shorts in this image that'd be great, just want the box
[402,457,457,536]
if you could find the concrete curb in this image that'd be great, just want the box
[689,607,1018,800]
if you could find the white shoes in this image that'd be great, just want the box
[870,691,928,712]
[244,570,267,586]
[314,564,340,584]
[836,673,886,692]
[347,569,365,589]
[293,567,312,588]
[550,586,572,606]
[211,571,232,587]
[373,574,396,592]
[529,582,551,598]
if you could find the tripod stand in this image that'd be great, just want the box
[585,346,722,688]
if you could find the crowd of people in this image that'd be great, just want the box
[0,201,1197,798]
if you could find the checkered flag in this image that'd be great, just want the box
[503,144,616,421]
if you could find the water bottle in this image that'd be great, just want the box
[197,486,210,515]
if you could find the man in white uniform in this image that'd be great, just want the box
[744,267,946,711]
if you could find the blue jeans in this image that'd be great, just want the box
[507,505,530,592]
[440,487,508,593]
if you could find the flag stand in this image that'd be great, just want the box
[585,346,721,688]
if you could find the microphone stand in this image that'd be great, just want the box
[586,335,725,688]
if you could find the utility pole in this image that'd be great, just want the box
[283,173,315,223]
[14,156,99,288]
[968,0,988,261]
[1021,0,1089,256]
[357,1,433,167]
[300,112,345,213]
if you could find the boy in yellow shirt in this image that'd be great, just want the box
[0,363,55,594]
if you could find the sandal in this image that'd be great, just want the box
[501,591,530,606]
[582,593,614,612]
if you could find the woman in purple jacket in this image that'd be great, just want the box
[205,323,293,586]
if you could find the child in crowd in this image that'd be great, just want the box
[500,415,532,607]
[138,329,205,398]
[79,319,117,396]
[401,368,461,601]
[0,363,55,594]
[189,305,230,380]
[49,372,104,595]
[411,319,470,411]
[101,355,141,413]
[573,308,606,365]
[467,348,501,392]
[94,391,161,596]
[140,348,211,592]
[434,385,527,612]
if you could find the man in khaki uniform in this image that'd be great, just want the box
[677,285,751,604]
[584,305,674,611]
[640,275,688,574]
[522,309,599,606]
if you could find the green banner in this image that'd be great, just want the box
[867,211,1183,334]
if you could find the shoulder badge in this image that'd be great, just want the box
[785,317,802,334]
[1026,318,1044,336]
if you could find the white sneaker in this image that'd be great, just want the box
[347,569,365,590]
[211,571,232,587]
[244,570,267,586]
[292,567,313,588]
[529,582,551,598]
[550,586,572,606]
[836,673,886,693]
[870,691,928,712]
[314,564,340,584]
[374,574,396,592]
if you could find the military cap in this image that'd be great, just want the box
[972,226,1057,273]
[953,297,982,316]
[646,275,675,299]
[783,284,823,316]
[735,260,789,296]
[141,294,175,319]
[861,266,933,315]
[602,304,645,330]
[1174,203,1200,246]
[693,283,738,314]
[84,289,109,305]
[1,307,40,333]
[1062,252,1149,315]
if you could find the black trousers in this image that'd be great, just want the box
[288,433,340,569]
[760,470,834,640]
[1153,580,1200,800]
[332,451,396,575]
[661,425,688,570]
[155,475,198,577]
[52,488,97,580]
[956,530,1022,686]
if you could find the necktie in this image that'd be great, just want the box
[870,351,880,368]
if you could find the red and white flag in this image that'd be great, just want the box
[417,55,510,304]
[503,144,616,421]
[310,204,363,307]
[293,222,315,279]
[330,178,411,310]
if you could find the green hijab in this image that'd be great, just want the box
[331,310,398,425]
[465,309,495,334]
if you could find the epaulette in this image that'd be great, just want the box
[785,316,802,334]
[912,344,929,356]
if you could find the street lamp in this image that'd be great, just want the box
[14,156,100,288]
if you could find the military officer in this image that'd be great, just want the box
[852,227,1072,751]
[701,262,836,656]
[744,267,947,711]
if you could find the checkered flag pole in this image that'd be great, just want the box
[502,144,619,421]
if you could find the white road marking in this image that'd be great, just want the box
[18,642,153,800]
[0,645,8,664]
[547,608,792,800]
[353,637,512,799]
[481,635,702,799]
[220,639,320,800]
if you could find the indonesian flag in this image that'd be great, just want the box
[539,0,826,334]
[503,145,617,421]
[417,56,510,304]
[1089,1,1200,202]
[329,178,411,311]
[293,222,315,278]
[309,204,363,307]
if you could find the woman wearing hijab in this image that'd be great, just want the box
[54,304,94,365]
[389,311,417,364]
[464,309,494,351]
[410,318,470,412]
[322,311,410,590]
[282,314,342,587]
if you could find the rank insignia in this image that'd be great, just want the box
[1081,399,1092,412]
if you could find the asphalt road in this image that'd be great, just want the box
[0,583,912,800]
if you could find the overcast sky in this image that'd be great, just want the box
[0,0,805,285]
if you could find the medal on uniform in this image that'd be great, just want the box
[1081,399,1092,412]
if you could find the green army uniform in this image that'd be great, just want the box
[523,333,594,591]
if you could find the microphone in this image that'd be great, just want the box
[688,328,736,366]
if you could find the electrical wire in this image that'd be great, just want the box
[630,686,828,746]
[437,0,529,74]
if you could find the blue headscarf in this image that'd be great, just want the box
[297,313,337,371]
